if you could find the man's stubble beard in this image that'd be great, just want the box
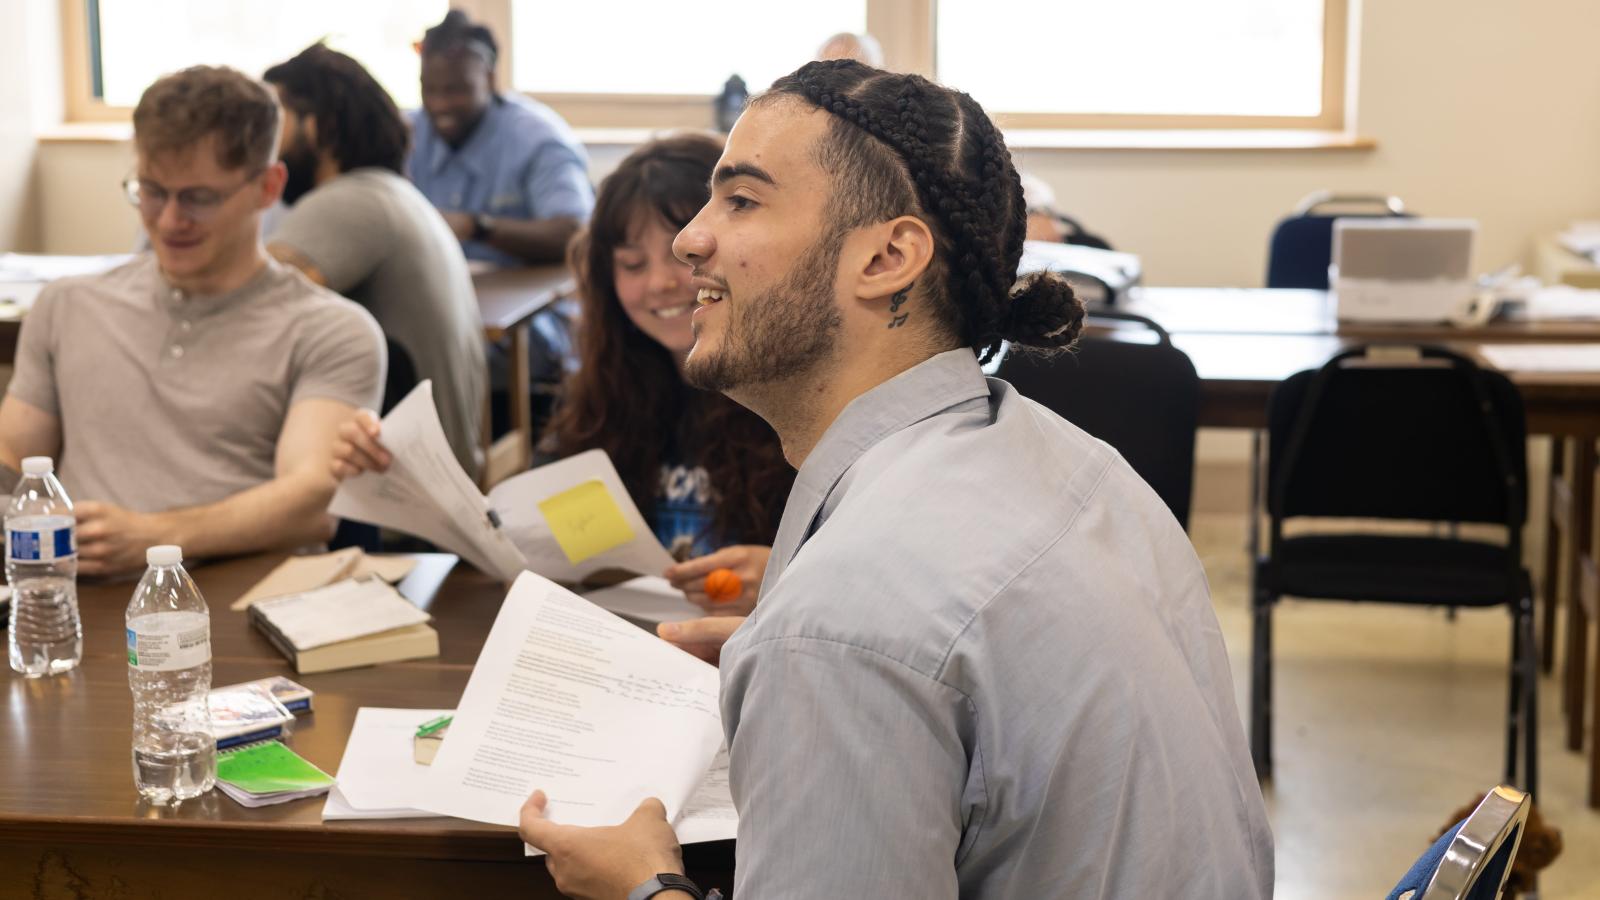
[682,229,846,398]
[280,133,320,206]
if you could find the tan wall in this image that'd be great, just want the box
[0,0,64,252]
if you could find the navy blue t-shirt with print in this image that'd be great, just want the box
[654,458,716,560]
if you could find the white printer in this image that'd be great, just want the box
[1332,218,1479,323]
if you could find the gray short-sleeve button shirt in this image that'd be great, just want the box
[6,254,385,512]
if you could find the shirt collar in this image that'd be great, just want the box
[763,349,992,587]
[423,96,507,178]
[153,256,282,319]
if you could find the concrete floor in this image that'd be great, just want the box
[1191,511,1599,898]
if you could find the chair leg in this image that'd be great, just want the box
[1246,432,1264,559]
[1251,588,1274,781]
[1525,606,1539,803]
[1541,439,1567,675]
[1507,610,1523,786]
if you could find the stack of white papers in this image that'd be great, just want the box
[331,381,677,584]
[1480,344,1600,373]
[0,252,133,281]
[252,579,430,650]
[324,707,452,820]
[1509,285,1600,322]
[1559,223,1600,262]
[584,576,706,625]
[412,572,734,845]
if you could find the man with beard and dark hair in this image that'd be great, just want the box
[410,9,592,267]
[515,60,1274,900]
[264,44,487,478]
[0,66,384,576]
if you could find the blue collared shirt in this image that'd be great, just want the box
[720,350,1275,898]
[408,94,594,267]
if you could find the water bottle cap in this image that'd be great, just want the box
[20,457,52,476]
[146,545,182,567]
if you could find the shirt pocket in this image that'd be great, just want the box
[488,190,530,217]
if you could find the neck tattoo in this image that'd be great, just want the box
[887,287,910,329]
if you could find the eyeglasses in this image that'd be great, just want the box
[121,169,264,224]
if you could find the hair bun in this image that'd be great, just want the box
[1000,271,1084,351]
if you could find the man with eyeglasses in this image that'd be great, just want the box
[0,66,385,577]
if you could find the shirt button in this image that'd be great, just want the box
[179,321,192,333]
[171,289,183,301]
[169,345,184,359]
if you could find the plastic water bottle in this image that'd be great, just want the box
[6,456,81,677]
[126,546,216,803]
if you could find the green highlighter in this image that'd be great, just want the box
[216,741,334,806]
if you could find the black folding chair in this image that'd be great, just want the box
[1250,345,1536,803]
[995,312,1199,529]
[1266,191,1410,289]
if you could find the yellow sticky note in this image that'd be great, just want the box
[538,480,636,565]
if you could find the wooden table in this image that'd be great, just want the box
[0,555,733,896]
[471,266,575,488]
[1121,287,1600,807]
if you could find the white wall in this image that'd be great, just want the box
[0,0,64,252]
[17,0,1600,285]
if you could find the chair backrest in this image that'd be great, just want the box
[1266,345,1527,534]
[996,312,1199,528]
[1385,785,1530,900]
[1267,191,1410,289]
[382,338,420,415]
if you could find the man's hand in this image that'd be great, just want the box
[520,791,687,900]
[441,211,475,243]
[664,545,770,616]
[657,616,746,667]
[76,501,169,577]
[331,410,391,480]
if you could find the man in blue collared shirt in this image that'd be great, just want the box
[408,11,593,267]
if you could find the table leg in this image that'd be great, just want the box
[1543,440,1567,675]
[1565,439,1596,753]
[509,324,533,470]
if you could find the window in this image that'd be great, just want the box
[69,0,446,119]
[62,0,1351,136]
[511,0,866,97]
[938,0,1332,123]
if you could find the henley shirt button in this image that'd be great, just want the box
[179,321,192,332]
[171,289,183,301]
[169,345,184,359]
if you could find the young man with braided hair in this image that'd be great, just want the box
[519,60,1272,900]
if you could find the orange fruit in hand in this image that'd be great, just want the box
[705,568,743,605]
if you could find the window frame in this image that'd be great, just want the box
[60,0,1350,134]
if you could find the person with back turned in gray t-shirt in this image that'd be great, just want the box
[0,66,385,579]
[264,44,487,479]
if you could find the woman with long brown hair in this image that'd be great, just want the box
[331,133,792,613]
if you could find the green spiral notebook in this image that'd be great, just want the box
[216,740,335,807]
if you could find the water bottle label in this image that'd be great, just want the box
[126,623,210,671]
[7,525,75,562]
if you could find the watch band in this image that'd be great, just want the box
[626,873,706,900]
[470,213,495,242]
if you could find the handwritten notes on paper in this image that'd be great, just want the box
[538,480,637,564]
[414,572,724,829]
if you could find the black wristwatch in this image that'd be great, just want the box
[627,873,717,900]
[470,213,495,242]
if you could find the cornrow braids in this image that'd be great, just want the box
[421,9,499,65]
[763,59,1083,362]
